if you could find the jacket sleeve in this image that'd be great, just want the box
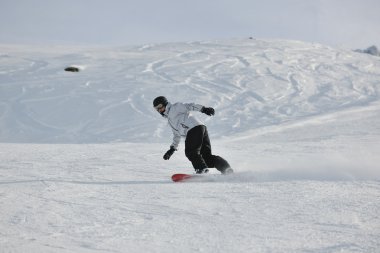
[171,130,181,149]
[183,103,203,112]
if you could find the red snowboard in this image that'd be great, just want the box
[171,170,233,182]
[171,173,194,182]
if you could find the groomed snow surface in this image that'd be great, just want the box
[1,39,380,252]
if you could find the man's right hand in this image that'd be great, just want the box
[163,146,176,160]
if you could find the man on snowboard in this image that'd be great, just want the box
[153,96,233,174]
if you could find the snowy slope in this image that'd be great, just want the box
[1,39,380,143]
[1,39,380,253]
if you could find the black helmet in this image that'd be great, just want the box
[153,96,168,108]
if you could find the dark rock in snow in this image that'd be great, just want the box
[355,45,380,57]
[65,66,80,72]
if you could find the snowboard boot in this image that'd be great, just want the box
[195,168,209,174]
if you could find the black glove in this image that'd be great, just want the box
[201,107,215,116]
[163,146,176,160]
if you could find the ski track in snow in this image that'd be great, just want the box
[1,39,379,143]
[0,39,380,252]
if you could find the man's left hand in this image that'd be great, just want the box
[201,107,215,116]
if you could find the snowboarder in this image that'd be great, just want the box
[153,96,233,174]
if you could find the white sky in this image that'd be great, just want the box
[0,0,379,48]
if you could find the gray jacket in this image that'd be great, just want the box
[163,102,204,149]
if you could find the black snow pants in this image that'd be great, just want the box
[185,125,230,173]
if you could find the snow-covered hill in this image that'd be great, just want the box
[1,39,379,143]
[1,39,380,252]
